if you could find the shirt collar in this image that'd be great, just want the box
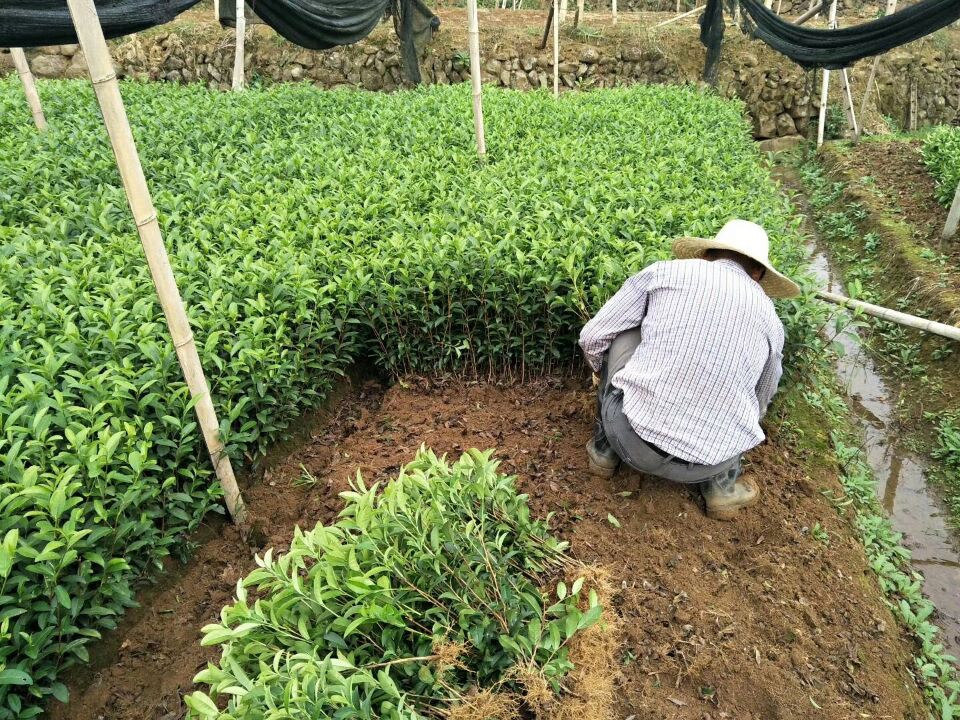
[712,258,752,279]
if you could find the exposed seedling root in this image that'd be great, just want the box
[448,689,521,720]
[550,564,622,720]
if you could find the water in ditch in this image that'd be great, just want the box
[806,246,960,657]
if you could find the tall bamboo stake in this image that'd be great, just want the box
[943,181,960,243]
[612,0,618,25]
[838,68,858,136]
[553,0,560,97]
[467,0,486,156]
[11,49,47,131]
[816,290,960,342]
[816,0,838,146]
[64,0,248,526]
[856,0,897,138]
[232,0,245,90]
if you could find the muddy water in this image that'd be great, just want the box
[806,247,960,655]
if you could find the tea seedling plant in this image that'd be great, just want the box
[922,127,960,207]
[186,449,600,719]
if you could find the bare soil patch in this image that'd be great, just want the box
[836,139,954,263]
[49,377,927,720]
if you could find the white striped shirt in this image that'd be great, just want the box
[579,259,784,465]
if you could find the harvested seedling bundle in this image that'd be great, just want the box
[186,449,611,719]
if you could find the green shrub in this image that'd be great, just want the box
[0,80,814,716]
[185,448,598,719]
[921,126,960,207]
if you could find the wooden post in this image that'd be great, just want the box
[943,181,960,243]
[232,0,245,90]
[612,0,618,25]
[816,290,960,341]
[11,49,47,131]
[575,0,584,28]
[816,0,838,146]
[540,4,554,49]
[553,0,560,97]
[856,0,897,139]
[63,0,248,526]
[467,0,486,157]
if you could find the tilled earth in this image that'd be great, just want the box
[50,377,927,720]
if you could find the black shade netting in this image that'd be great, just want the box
[701,0,960,82]
[0,0,201,47]
[220,0,440,83]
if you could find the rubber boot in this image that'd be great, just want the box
[586,438,620,478]
[702,474,760,521]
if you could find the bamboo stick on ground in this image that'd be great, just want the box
[655,5,705,27]
[816,289,960,342]
[467,0,486,156]
[64,0,248,526]
[232,0,245,90]
[11,49,47,131]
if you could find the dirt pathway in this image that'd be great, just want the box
[49,377,928,720]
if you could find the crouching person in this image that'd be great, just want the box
[579,220,801,520]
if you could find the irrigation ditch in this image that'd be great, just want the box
[774,160,960,656]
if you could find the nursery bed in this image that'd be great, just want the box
[49,377,928,720]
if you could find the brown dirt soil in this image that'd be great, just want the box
[48,377,928,720]
[838,139,951,258]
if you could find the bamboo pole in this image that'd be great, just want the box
[553,0,560,97]
[64,0,248,526]
[575,0,585,28]
[11,49,47,131]
[612,0,618,25]
[232,0,245,90]
[816,290,960,342]
[856,0,897,137]
[838,68,858,136]
[655,5,705,27]
[795,0,828,25]
[467,0,486,157]
[816,0,838,146]
[943,180,960,243]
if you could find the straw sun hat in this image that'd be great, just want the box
[672,219,801,299]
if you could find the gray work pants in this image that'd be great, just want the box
[594,327,741,490]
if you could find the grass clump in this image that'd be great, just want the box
[185,448,606,719]
[921,126,960,207]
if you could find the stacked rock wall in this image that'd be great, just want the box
[2,20,957,138]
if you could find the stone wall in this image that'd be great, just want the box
[2,20,957,139]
